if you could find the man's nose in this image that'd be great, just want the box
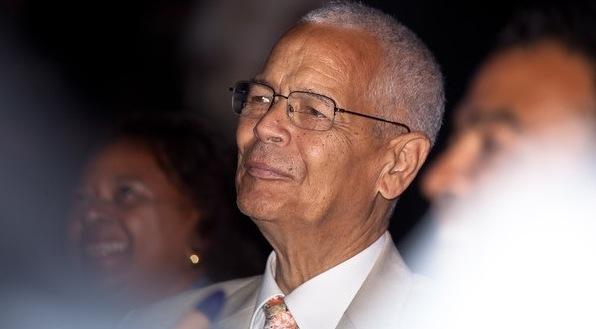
[253,97,292,146]
[422,142,478,203]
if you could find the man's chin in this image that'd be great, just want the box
[237,191,292,222]
[238,197,275,220]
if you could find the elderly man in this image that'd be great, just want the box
[121,2,444,329]
[422,5,596,206]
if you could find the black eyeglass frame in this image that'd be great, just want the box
[229,80,411,133]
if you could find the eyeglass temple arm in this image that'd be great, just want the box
[336,108,411,132]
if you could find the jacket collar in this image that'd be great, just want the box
[337,235,417,329]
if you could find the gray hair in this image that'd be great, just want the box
[300,1,445,144]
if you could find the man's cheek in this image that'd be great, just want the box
[237,120,257,140]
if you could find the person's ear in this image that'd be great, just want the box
[184,208,205,268]
[377,132,431,199]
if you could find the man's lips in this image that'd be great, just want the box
[244,160,293,180]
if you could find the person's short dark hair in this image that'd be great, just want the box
[496,2,596,63]
[110,113,265,282]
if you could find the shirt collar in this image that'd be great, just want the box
[251,232,388,329]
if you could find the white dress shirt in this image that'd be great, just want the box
[249,232,388,329]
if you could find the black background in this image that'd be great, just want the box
[0,0,572,277]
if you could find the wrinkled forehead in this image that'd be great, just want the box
[274,23,380,60]
[260,23,382,94]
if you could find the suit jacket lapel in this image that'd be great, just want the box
[337,237,416,329]
[213,238,421,329]
[336,315,358,329]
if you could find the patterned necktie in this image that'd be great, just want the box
[263,295,299,329]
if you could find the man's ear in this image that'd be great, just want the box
[377,132,431,199]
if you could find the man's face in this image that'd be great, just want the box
[423,41,595,205]
[235,24,387,228]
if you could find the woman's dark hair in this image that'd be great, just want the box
[108,112,265,282]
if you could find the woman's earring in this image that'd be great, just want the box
[188,251,201,267]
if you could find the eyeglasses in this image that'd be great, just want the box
[230,80,411,132]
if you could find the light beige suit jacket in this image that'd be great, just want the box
[120,236,429,329]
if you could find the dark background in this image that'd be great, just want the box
[0,0,569,286]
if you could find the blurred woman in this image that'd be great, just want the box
[68,114,264,311]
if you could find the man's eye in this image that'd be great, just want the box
[306,107,327,118]
[479,125,518,161]
[248,95,271,104]
[481,136,500,156]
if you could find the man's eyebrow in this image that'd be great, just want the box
[461,107,522,131]
[249,78,327,96]
[251,77,270,85]
[302,87,325,95]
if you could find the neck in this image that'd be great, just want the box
[259,202,390,294]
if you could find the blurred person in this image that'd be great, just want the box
[121,1,444,328]
[406,120,596,329]
[0,13,114,329]
[404,5,596,328]
[68,114,263,314]
[422,3,596,208]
